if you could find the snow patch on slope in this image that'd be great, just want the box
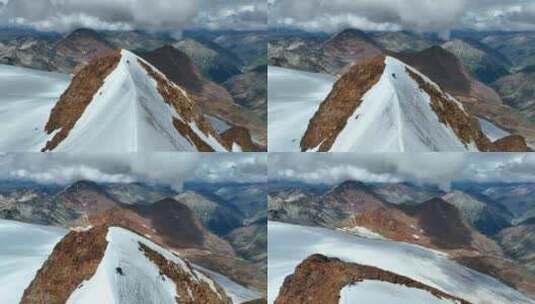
[67,226,224,304]
[328,56,476,152]
[478,117,510,141]
[268,221,534,304]
[0,219,66,303]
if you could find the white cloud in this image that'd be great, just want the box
[0,153,267,189]
[269,153,535,190]
[0,0,266,32]
[269,0,535,32]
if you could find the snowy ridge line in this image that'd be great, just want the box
[41,49,227,152]
[274,254,469,304]
[268,221,535,304]
[65,226,230,304]
[296,54,500,152]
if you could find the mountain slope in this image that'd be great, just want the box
[493,66,535,122]
[442,190,511,235]
[394,46,535,147]
[276,254,469,304]
[52,28,115,73]
[0,219,66,304]
[42,49,227,152]
[442,38,511,84]
[300,55,527,152]
[140,45,266,149]
[268,222,535,304]
[498,219,535,273]
[173,38,242,83]
[21,226,232,304]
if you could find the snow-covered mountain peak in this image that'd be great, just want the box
[41,49,228,152]
[21,225,233,304]
[299,55,520,152]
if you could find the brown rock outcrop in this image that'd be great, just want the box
[42,50,121,151]
[300,56,386,151]
[137,59,226,152]
[21,226,109,304]
[406,68,495,151]
[138,242,232,304]
[492,135,532,152]
[275,254,470,304]
[407,68,531,152]
[221,125,265,151]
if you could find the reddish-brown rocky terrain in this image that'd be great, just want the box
[275,254,470,304]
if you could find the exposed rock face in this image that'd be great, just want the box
[21,226,109,304]
[300,56,386,151]
[275,254,470,304]
[21,225,232,304]
[394,46,535,147]
[221,125,265,151]
[493,135,532,152]
[405,67,495,151]
[42,50,121,151]
[140,45,266,150]
[137,59,225,152]
[300,54,530,152]
[138,242,232,304]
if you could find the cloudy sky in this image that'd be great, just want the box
[0,0,266,32]
[269,0,535,33]
[269,153,535,190]
[0,153,266,190]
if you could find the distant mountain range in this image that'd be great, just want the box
[269,179,535,300]
[0,27,266,151]
[269,28,535,150]
[0,179,267,303]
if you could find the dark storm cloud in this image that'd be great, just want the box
[269,0,535,33]
[269,153,535,190]
[0,153,267,190]
[0,0,266,32]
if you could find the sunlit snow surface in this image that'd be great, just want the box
[268,57,481,152]
[0,64,70,151]
[67,227,256,304]
[55,50,226,152]
[0,51,227,152]
[340,280,459,304]
[0,219,66,303]
[268,221,534,304]
[477,117,510,141]
[329,57,475,152]
[267,66,336,151]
